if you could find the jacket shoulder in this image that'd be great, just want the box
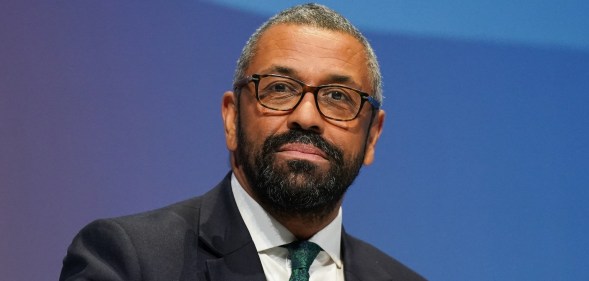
[343,234,427,281]
[111,195,203,233]
[60,175,232,281]
[59,195,206,281]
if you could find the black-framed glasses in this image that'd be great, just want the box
[234,73,380,121]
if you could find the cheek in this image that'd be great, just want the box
[328,120,370,150]
[241,118,281,143]
[344,137,368,159]
[238,109,283,151]
[241,105,289,139]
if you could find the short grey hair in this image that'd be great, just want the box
[233,3,383,104]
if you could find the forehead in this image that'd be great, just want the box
[246,24,371,89]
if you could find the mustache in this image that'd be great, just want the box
[262,130,343,162]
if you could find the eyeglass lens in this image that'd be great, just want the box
[256,75,364,120]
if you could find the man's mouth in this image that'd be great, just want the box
[276,142,329,162]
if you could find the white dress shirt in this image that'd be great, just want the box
[231,174,345,281]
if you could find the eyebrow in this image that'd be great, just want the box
[262,65,362,89]
[327,74,353,85]
[264,65,298,77]
[324,74,362,90]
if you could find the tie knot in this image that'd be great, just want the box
[284,241,322,270]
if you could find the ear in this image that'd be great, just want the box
[222,91,238,152]
[363,110,385,165]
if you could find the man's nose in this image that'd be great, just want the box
[286,92,325,134]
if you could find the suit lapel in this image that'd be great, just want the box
[343,232,363,281]
[197,173,266,281]
[204,244,265,281]
[342,229,387,281]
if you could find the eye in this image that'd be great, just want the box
[322,89,353,103]
[268,82,291,92]
[318,87,360,114]
[261,78,300,93]
[326,90,346,101]
[258,79,301,103]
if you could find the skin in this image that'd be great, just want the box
[222,24,385,239]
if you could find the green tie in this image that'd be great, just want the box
[284,241,322,281]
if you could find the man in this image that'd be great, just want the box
[60,3,425,281]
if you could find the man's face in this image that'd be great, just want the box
[223,24,384,219]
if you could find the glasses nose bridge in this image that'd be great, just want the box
[290,84,322,114]
[298,84,321,101]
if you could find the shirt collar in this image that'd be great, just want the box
[231,173,343,267]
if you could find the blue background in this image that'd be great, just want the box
[1,1,588,280]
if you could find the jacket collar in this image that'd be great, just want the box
[342,231,383,281]
[196,173,266,281]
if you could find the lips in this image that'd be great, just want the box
[277,142,329,160]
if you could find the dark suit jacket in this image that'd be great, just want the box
[60,173,426,281]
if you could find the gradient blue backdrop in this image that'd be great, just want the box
[1,1,588,280]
